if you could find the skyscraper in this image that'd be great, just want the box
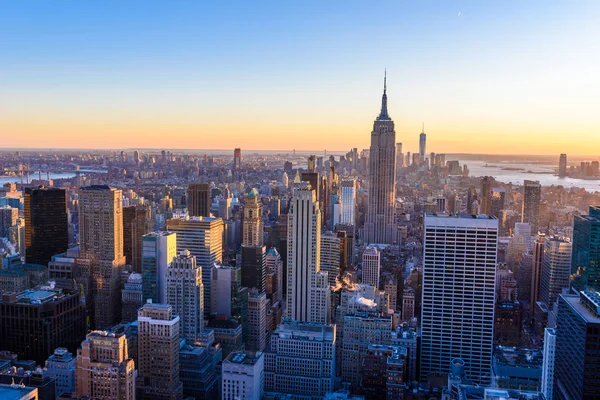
[554,291,600,399]
[396,142,404,168]
[419,127,426,161]
[122,204,152,272]
[78,185,126,329]
[541,328,556,400]
[75,331,135,400]
[241,245,267,293]
[558,154,567,178]
[480,176,493,215]
[166,250,204,341]
[242,188,263,247]
[571,206,600,292]
[362,246,381,289]
[137,302,183,399]
[247,291,267,352]
[24,187,68,266]
[0,205,18,238]
[188,183,211,217]
[222,351,264,400]
[340,179,356,225]
[286,184,330,324]
[522,180,541,234]
[421,214,498,385]
[531,235,545,306]
[364,73,397,245]
[320,231,346,287]
[540,236,572,307]
[264,320,336,398]
[141,231,177,303]
[233,147,242,170]
[166,216,223,316]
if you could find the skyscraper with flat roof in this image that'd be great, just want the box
[558,154,567,178]
[137,302,183,399]
[286,184,330,324]
[142,231,177,303]
[364,73,397,245]
[166,216,223,316]
[78,185,126,329]
[571,206,600,292]
[24,187,68,266]
[188,183,211,217]
[166,250,204,341]
[554,291,600,399]
[340,179,356,225]
[522,180,541,234]
[75,330,135,400]
[421,213,498,385]
[540,236,572,307]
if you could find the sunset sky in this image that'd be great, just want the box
[1,1,599,155]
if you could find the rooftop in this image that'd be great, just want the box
[225,351,263,365]
[0,384,37,400]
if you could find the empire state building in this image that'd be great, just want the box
[363,73,398,245]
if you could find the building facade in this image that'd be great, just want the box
[363,74,397,245]
[421,214,498,385]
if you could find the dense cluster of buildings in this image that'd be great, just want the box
[1,77,600,399]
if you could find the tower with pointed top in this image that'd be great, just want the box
[363,73,398,245]
[419,124,426,162]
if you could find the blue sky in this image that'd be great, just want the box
[1,1,599,154]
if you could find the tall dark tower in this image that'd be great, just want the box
[363,71,397,244]
[188,183,211,217]
[24,187,68,265]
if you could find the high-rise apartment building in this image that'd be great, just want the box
[247,291,267,352]
[540,237,572,307]
[78,185,127,329]
[421,214,498,385]
[0,287,86,365]
[558,154,567,178]
[137,302,183,399]
[122,204,152,272]
[553,291,600,399]
[340,179,356,225]
[24,187,68,266]
[363,74,397,245]
[522,180,541,234]
[188,183,211,217]
[166,250,204,341]
[362,246,381,289]
[264,320,336,398]
[286,184,330,324]
[572,206,600,292]
[265,248,283,304]
[222,351,264,400]
[243,188,263,246]
[141,231,177,303]
[166,216,223,316]
[75,330,135,400]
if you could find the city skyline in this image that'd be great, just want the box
[1,1,599,155]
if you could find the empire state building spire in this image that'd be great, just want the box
[378,69,390,121]
[364,71,397,245]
